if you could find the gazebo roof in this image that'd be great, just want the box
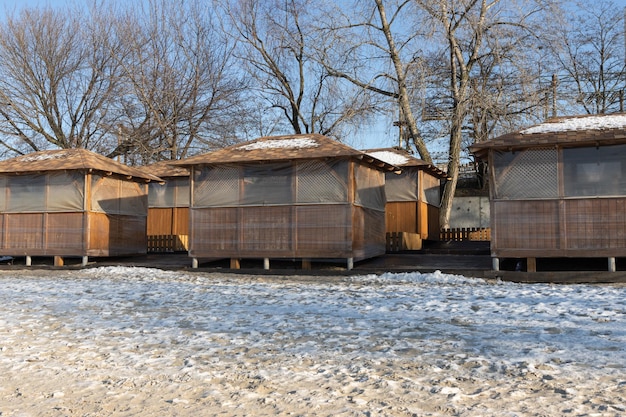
[365,147,449,179]
[142,160,190,178]
[172,134,400,172]
[470,113,626,158]
[0,149,162,182]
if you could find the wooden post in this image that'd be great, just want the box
[84,173,92,257]
[230,258,240,269]
[302,258,311,270]
[54,256,64,267]
[527,257,537,273]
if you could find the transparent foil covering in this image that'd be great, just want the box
[384,170,417,202]
[189,159,386,259]
[0,171,148,257]
[491,143,626,256]
[493,148,558,199]
[149,177,189,208]
[91,174,147,215]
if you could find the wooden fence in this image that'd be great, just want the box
[439,227,491,242]
[147,235,189,253]
[386,232,422,252]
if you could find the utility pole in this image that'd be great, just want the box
[552,74,558,118]
[393,106,410,150]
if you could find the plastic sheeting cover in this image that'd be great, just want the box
[91,175,148,215]
[354,163,386,211]
[493,148,558,199]
[422,173,441,206]
[385,170,418,202]
[192,160,351,208]
[0,171,84,213]
[149,177,190,208]
[493,144,626,199]
[562,144,626,197]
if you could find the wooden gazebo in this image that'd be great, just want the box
[366,148,448,250]
[0,149,161,266]
[145,161,190,252]
[172,134,398,270]
[471,113,626,272]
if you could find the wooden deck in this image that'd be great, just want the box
[2,241,625,283]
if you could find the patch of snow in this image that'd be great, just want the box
[18,152,69,162]
[238,138,319,151]
[366,150,410,166]
[521,114,626,134]
[0,267,624,415]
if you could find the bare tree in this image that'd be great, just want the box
[547,0,626,115]
[221,0,375,140]
[316,0,433,161]
[0,5,122,156]
[112,0,245,164]
[414,0,554,228]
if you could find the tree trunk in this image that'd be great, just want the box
[375,0,432,163]
[439,127,462,229]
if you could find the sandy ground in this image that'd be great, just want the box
[0,268,624,416]
[2,348,625,416]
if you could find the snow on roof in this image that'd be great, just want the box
[521,114,626,135]
[366,150,410,166]
[18,152,69,163]
[237,137,319,151]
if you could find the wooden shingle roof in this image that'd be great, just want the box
[365,147,449,179]
[0,149,162,182]
[172,134,400,172]
[142,160,190,178]
[471,113,626,158]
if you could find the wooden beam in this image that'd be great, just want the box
[301,258,311,270]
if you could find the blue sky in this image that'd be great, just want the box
[0,0,399,151]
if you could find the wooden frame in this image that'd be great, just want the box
[365,148,447,246]
[175,135,396,270]
[470,115,626,272]
[0,149,159,265]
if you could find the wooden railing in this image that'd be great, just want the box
[147,234,189,253]
[440,227,491,242]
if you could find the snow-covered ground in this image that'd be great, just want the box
[0,267,625,416]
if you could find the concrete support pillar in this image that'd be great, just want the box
[192,258,198,269]
[347,257,354,271]
[263,258,270,270]
[608,257,616,272]
[26,256,32,266]
[492,257,499,271]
